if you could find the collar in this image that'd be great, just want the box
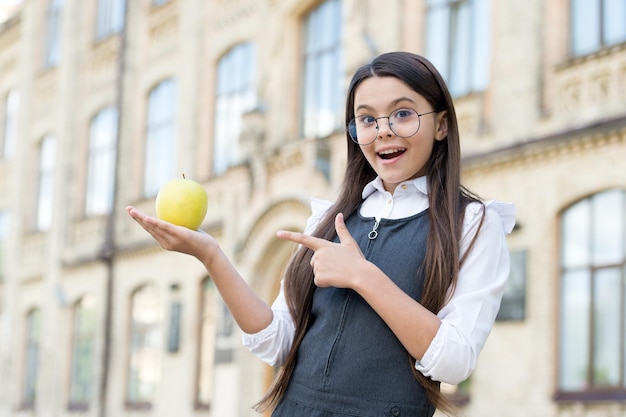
[362,176,429,199]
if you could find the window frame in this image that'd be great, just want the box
[0,209,8,242]
[212,42,256,175]
[300,0,344,139]
[570,0,626,57]
[68,295,96,410]
[2,89,19,160]
[85,107,118,217]
[96,0,126,41]
[143,78,178,197]
[496,249,527,322]
[35,134,55,231]
[0,209,6,285]
[43,0,63,69]
[21,308,41,409]
[194,277,217,409]
[126,284,163,409]
[425,0,491,97]
[556,189,626,402]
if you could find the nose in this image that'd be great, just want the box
[376,117,394,138]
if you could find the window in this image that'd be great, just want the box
[301,0,343,138]
[128,285,162,406]
[43,0,62,68]
[68,295,96,408]
[36,135,55,231]
[96,0,125,40]
[22,308,41,408]
[426,0,491,97]
[2,89,19,160]
[144,79,177,196]
[0,210,7,241]
[195,278,237,408]
[215,300,236,364]
[0,210,7,284]
[496,249,527,321]
[196,278,217,408]
[571,0,626,56]
[213,42,256,175]
[0,208,7,260]
[85,107,117,217]
[558,189,626,398]
[153,0,168,5]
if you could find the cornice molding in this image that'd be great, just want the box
[462,116,626,173]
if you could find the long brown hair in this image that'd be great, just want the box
[255,52,484,414]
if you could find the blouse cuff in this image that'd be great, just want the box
[414,322,475,385]
[415,324,445,373]
[241,309,294,367]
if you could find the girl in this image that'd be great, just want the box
[127,51,514,417]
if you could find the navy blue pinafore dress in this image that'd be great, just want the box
[272,209,437,417]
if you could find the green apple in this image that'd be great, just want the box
[155,175,208,230]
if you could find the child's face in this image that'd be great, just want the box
[352,76,447,194]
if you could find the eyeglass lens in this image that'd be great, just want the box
[348,108,421,145]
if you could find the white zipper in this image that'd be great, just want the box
[368,219,379,240]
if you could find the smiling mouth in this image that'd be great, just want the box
[378,148,406,159]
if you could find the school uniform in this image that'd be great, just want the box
[242,176,515,416]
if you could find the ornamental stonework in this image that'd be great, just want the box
[554,46,626,128]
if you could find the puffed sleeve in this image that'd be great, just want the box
[241,198,334,366]
[414,201,515,384]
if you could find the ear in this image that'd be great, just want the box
[434,111,448,141]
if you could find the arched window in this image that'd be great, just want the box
[36,135,55,231]
[558,189,626,399]
[127,285,163,406]
[68,295,96,408]
[195,277,236,408]
[2,89,19,159]
[213,42,256,174]
[85,107,118,216]
[0,208,6,285]
[301,0,343,138]
[144,78,177,196]
[43,0,62,68]
[22,308,41,408]
[195,278,217,408]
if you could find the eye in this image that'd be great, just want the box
[357,115,376,125]
[392,108,417,119]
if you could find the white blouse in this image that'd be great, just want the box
[241,176,516,385]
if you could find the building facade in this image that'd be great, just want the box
[0,0,625,416]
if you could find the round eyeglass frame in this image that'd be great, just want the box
[347,109,439,146]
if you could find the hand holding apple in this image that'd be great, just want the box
[155,174,208,230]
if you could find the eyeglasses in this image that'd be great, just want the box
[347,108,439,145]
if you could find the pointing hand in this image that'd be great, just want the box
[276,213,368,288]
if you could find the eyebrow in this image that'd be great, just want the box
[355,96,417,113]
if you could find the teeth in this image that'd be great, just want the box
[378,148,405,155]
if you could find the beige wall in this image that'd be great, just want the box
[0,0,625,416]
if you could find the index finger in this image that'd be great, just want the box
[276,230,329,251]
